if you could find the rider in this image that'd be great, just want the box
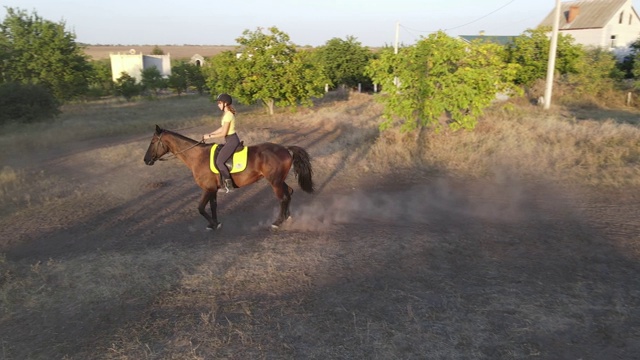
[203,93,240,193]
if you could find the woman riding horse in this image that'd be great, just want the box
[144,125,314,230]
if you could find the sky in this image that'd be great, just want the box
[2,0,640,47]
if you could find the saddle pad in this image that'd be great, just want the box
[209,144,249,174]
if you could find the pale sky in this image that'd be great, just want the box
[2,0,639,47]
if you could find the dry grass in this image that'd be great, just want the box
[0,92,639,359]
[0,96,211,154]
[358,99,640,188]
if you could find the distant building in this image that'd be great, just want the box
[458,33,517,46]
[190,54,205,67]
[538,0,640,53]
[109,49,171,82]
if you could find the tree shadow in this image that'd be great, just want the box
[563,104,640,125]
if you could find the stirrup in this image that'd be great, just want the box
[224,178,234,193]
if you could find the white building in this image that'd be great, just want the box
[539,0,640,53]
[109,49,171,82]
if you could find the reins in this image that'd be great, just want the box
[155,131,206,161]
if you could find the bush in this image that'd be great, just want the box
[114,72,142,101]
[0,82,60,125]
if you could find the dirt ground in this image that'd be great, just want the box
[1,120,639,359]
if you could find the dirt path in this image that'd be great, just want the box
[1,122,639,359]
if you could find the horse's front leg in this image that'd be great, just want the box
[198,190,221,230]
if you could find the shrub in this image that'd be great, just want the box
[114,72,142,101]
[0,82,60,124]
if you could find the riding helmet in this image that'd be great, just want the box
[216,93,232,105]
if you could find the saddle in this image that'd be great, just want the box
[209,142,248,174]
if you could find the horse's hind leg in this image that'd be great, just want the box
[198,190,221,230]
[271,181,293,228]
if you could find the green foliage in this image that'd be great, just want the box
[185,62,206,95]
[564,47,621,97]
[617,39,640,79]
[504,27,584,86]
[314,36,373,90]
[167,61,206,95]
[151,45,164,55]
[0,7,92,101]
[0,82,60,124]
[631,46,640,81]
[168,62,189,95]
[203,51,242,96]
[618,55,634,79]
[141,66,166,96]
[0,31,10,80]
[204,27,328,115]
[114,72,142,101]
[86,59,114,98]
[366,31,517,132]
[278,50,328,108]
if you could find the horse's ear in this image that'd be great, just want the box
[155,124,162,134]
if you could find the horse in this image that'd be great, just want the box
[143,125,314,230]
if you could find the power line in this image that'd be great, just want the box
[399,24,436,35]
[399,24,434,38]
[397,0,518,35]
[445,0,517,31]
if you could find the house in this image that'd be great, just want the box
[109,49,171,82]
[538,0,640,53]
[459,32,517,46]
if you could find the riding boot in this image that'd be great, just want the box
[224,178,234,193]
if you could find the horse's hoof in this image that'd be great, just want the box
[207,223,222,231]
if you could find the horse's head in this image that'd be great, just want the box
[144,125,169,165]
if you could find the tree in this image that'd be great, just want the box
[203,50,243,97]
[168,62,189,95]
[0,7,91,101]
[314,36,373,90]
[205,27,328,115]
[151,45,164,55]
[278,50,329,108]
[186,63,206,95]
[114,72,142,101]
[565,47,621,98]
[168,61,206,95]
[504,27,583,87]
[0,82,60,124]
[366,31,518,132]
[141,66,166,96]
[618,39,640,82]
[86,59,114,97]
[0,30,11,82]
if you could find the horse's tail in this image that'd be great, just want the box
[288,146,314,193]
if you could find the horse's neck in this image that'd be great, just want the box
[163,133,201,168]
[164,133,195,153]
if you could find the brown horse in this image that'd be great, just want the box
[143,125,314,230]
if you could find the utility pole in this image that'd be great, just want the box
[394,21,400,55]
[544,0,561,110]
[394,21,400,87]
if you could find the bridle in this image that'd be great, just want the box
[152,131,204,162]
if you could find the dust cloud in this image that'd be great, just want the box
[283,177,533,231]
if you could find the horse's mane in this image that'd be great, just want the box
[161,128,200,144]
